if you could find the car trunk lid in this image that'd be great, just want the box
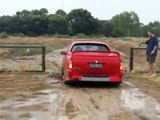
[71,51,121,76]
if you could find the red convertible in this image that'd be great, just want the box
[61,41,123,85]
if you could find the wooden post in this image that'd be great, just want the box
[130,48,134,72]
[42,46,46,72]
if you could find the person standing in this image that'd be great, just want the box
[145,31,158,76]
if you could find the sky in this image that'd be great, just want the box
[0,0,159,24]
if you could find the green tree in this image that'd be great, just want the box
[56,9,67,16]
[140,21,160,37]
[0,15,18,33]
[141,24,150,37]
[1,8,160,37]
[111,11,140,37]
[99,20,114,37]
[148,21,160,37]
[15,9,49,35]
[48,14,68,34]
[68,9,100,35]
[48,9,68,34]
[16,10,31,34]
[112,28,125,37]
[40,8,48,15]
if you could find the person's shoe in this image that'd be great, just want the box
[146,72,152,76]
[150,73,156,77]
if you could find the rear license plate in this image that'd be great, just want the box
[90,63,103,68]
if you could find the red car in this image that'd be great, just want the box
[61,41,123,85]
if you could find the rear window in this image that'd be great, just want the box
[71,44,109,52]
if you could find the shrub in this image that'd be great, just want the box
[89,34,106,38]
[0,32,8,39]
[53,34,70,38]
[75,33,88,38]
[13,33,25,38]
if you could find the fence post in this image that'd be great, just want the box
[130,48,134,72]
[42,46,46,72]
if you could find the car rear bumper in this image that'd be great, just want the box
[64,69,123,83]
[82,76,109,82]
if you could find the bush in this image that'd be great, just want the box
[89,34,106,38]
[0,32,8,39]
[123,37,132,41]
[75,33,88,38]
[13,33,25,38]
[53,34,70,38]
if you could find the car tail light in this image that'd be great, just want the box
[108,52,119,56]
[69,62,72,69]
[67,54,73,69]
[120,63,124,71]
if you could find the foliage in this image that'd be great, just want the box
[0,32,8,39]
[76,33,88,38]
[99,20,114,37]
[68,9,100,35]
[0,8,159,37]
[111,11,141,37]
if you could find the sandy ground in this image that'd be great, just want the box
[0,38,160,120]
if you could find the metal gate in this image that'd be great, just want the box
[130,47,160,72]
[0,43,45,72]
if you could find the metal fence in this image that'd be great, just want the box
[130,47,160,72]
[0,43,45,72]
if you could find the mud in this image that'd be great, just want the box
[122,82,160,120]
[0,47,160,120]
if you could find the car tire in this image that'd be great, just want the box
[61,69,64,81]
[114,82,121,87]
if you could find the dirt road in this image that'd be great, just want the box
[0,48,160,120]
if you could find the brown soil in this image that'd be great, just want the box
[0,73,52,100]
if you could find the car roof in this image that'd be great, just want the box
[72,41,107,45]
[68,41,111,51]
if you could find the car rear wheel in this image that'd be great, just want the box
[61,69,64,81]
[113,82,121,87]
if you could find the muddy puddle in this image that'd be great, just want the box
[0,89,59,120]
[0,77,160,120]
[121,82,160,120]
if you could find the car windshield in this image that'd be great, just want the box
[71,44,109,52]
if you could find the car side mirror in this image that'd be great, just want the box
[60,51,67,55]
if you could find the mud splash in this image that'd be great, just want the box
[121,82,160,120]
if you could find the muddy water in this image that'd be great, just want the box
[0,78,159,120]
[0,76,63,120]
[121,82,160,120]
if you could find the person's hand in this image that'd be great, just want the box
[151,50,155,55]
[145,39,149,44]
